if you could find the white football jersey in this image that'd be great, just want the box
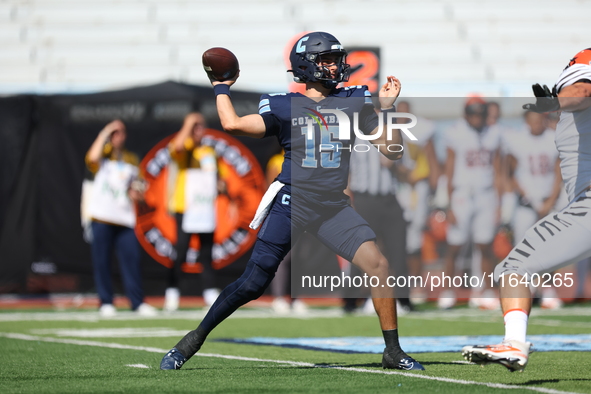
[504,128,558,207]
[445,119,501,191]
[554,63,591,201]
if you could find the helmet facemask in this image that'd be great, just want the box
[313,52,350,88]
[289,32,351,89]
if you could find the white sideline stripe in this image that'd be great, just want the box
[0,306,590,322]
[0,332,166,353]
[0,309,345,322]
[126,364,150,369]
[0,332,580,394]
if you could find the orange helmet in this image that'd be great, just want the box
[566,48,591,68]
[465,96,487,116]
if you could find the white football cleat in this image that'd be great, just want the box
[410,289,427,305]
[164,287,180,312]
[99,304,116,318]
[437,290,456,309]
[203,288,220,307]
[462,340,532,372]
[292,299,309,316]
[541,296,563,310]
[271,297,291,315]
[541,288,563,309]
[469,290,501,310]
[136,303,158,317]
[362,298,376,315]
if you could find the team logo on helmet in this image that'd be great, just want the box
[288,31,350,89]
[566,48,591,68]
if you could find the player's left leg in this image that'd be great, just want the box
[463,191,591,371]
[160,238,288,370]
[462,280,532,372]
[315,206,424,371]
[160,188,294,370]
[352,241,424,371]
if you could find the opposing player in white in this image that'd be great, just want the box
[463,48,591,372]
[439,97,503,309]
[503,111,562,239]
[502,111,564,309]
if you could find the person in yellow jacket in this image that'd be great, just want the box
[165,112,224,311]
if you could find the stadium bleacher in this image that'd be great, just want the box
[1,0,590,96]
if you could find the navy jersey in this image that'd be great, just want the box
[259,85,379,192]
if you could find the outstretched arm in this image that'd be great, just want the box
[170,113,201,153]
[369,76,403,160]
[212,76,267,138]
[558,82,591,111]
[524,82,591,113]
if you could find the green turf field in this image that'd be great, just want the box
[0,305,590,393]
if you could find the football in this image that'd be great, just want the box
[202,47,240,81]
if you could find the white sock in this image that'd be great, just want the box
[503,309,528,343]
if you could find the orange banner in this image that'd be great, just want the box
[135,129,265,273]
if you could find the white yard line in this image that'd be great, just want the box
[0,306,590,322]
[0,332,581,394]
[0,309,344,322]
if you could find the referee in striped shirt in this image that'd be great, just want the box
[346,137,412,313]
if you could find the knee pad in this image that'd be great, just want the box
[250,238,290,273]
[232,261,275,302]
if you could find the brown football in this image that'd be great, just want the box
[202,47,239,81]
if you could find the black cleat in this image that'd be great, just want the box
[382,349,425,371]
[160,348,187,370]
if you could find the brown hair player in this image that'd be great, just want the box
[160,32,424,371]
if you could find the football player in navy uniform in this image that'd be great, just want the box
[161,32,424,371]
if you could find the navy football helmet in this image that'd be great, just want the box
[288,32,350,89]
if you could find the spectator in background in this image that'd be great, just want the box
[439,98,502,310]
[501,111,563,309]
[486,101,501,127]
[86,120,157,317]
[165,112,222,311]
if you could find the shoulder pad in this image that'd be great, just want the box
[258,95,272,114]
